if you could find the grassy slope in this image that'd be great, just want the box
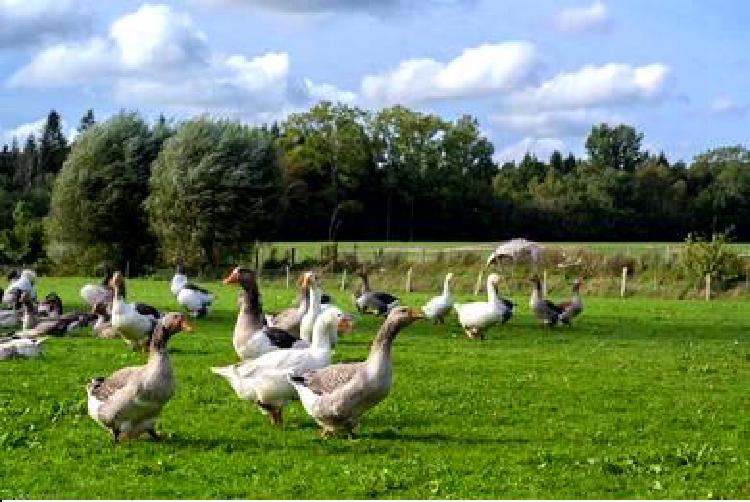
[1,277,750,499]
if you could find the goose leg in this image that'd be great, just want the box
[111,428,121,443]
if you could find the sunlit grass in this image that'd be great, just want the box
[1,277,749,498]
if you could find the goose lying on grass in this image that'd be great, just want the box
[12,292,95,339]
[212,307,351,425]
[86,313,192,442]
[0,336,47,360]
[288,306,424,437]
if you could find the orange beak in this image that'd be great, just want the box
[223,267,240,285]
[337,316,355,333]
[180,318,194,332]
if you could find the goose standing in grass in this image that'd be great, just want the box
[529,275,563,327]
[110,272,162,350]
[557,278,584,325]
[421,272,454,324]
[453,273,513,339]
[223,267,308,360]
[212,307,352,425]
[80,268,114,310]
[0,336,47,360]
[2,269,37,305]
[288,306,425,437]
[355,271,399,315]
[170,264,214,318]
[265,272,334,335]
[299,272,331,343]
[86,313,192,441]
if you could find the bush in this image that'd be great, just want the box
[680,232,742,288]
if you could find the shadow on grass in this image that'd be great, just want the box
[360,429,532,446]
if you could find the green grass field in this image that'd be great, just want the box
[2,277,750,499]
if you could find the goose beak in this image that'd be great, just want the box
[337,316,354,333]
[222,268,240,285]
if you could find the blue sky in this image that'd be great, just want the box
[0,0,747,162]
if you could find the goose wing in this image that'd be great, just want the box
[90,366,143,401]
[264,327,302,349]
[134,303,161,318]
[297,362,362,396]
[183,283,212,295]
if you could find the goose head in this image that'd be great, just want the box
[385,305,426,329]
[151,312,193,350]
[223,267,255,289]
[42,292,63,316]
[109,271,126,297]
[572,278,583,292]
[6,269,19,281]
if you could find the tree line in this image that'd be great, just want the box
[0,102,748,271]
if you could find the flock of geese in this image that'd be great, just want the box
[0,265,583,440]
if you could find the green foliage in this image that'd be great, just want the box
[147,117,286,268]
[0,201,44,263]
[680,232,742,285]
[46,112,167,273]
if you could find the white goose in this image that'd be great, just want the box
[170,264,214,318]
[80,268,114,309]
[453,273,513,339]
[109,272,161,350]
[0,336,47,360]
[212,306,352,425]
[299,272,329,343]
[421,272,454,323]
[2,269,37,305]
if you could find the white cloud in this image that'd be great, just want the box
[495,137,567,164]
[711,95,747,115]
[302,78,358,104]
[507,63,670,112]
[490,109,623,137]
[361,41,537,104]
[9,4,208,87]
[553,1,612,34]
[192,0,467,14]
[0,0,90,48]
[9,4,353,118]
[0,116,77,145]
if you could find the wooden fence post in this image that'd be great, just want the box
[474,270,483,296]
[421,248,426,264]
[340,270,347,291]
[705,273,711,301]
[290,248,296,268]
[620,267,627,298]
[406,267,413,293]
[542,270,548,297]
[285,265,290,289]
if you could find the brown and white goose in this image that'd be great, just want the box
[223,267,309,360]
[354,271,399,316]
[265,272,334,335]
[86,313,192,441]
[288,306,425,437]
[13,292,95,338]
[529,275,563,326]
[557,278,584,325]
